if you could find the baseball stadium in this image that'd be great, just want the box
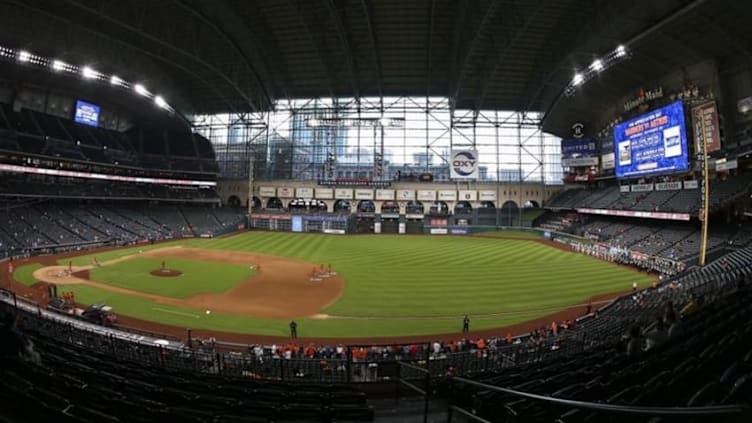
[0,1,751,422]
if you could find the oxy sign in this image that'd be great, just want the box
[449,150,479,179]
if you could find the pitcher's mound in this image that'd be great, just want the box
[150,268,183,277]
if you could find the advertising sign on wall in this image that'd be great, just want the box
[335,188,353,199]
[601,152,615,170]
[354,189,374,200]
[259,186,276,197]
[417,190,436,201]
[375,189,395,200]
[478,190,496,201]
[631,184,654,192]
[396,190,415,200]
[692,101,721,153]
[655,182,682,191]
[315,188,334,199]
[561,138,598,156]
[438,190,457,201]
[458,190,477,201]
[562,157,599,167]
[684,180,699,189]
[449,150,479,179]
[296,187,314,199]
[277,187,295,198]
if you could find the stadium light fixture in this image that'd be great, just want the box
[615,45,627,58]
[379,117,391,127]
[82,66,98,79]
[133,84,149,96]
[0,44,177,117]
[17,50,31,62]
[589,59,603,72]
[52,60,68,71]
[308,118,320,127]
[572,73,584,86]
[154,95,168,109]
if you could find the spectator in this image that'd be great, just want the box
[645,318,668,351]
[665,310,683,339]
[0,311,39,363]
[680,293,701,318]
[626,325,643,358]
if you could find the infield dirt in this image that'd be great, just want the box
[30,246,345,319]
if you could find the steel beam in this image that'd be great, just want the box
[325,0,361,100]
[541,0,712,122]
[425,0,436,99]
[287,0,337,99]
[474,0,549,115]
[4,0,248,118]
[57,0,265,113]
[360,0,383,103]
[448,0,469,110]
[452,0,501,106]
[172,0,278,106]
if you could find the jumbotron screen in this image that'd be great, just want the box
[614,100,689,179]
[74,100,100,127]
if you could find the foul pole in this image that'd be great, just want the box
[247,158,254,221]
[698,118,710,266]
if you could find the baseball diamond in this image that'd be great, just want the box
[11,231,653,339]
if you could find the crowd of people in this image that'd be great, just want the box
[189,316,583,366]
[571,241,685,276]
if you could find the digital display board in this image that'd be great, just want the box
[614,100,688,179]
[561,138,598,157]
[73,100,100,127]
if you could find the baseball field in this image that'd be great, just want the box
[12,231,654,340]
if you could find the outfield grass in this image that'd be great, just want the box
[13,263,43,286]
[88,257,254,298]
[58,232,654,338]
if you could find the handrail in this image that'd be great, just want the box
[451,376,748,416]
[397,360,430,375]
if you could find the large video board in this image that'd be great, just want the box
[73,100,100,127]
[614,100,689,179]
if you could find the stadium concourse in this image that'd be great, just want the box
[2,0,752,421]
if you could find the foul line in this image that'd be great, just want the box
[319,299,616,320]
[152,307,200,319]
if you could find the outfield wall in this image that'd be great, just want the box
[218,179,561,213]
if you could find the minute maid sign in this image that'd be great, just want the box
[449,149,479,179]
